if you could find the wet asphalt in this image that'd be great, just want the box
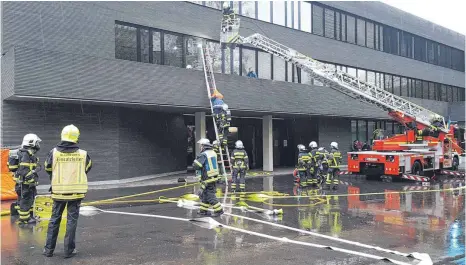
[1,174,465,265]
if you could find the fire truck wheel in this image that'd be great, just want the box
[412,161,423,176]
[452,156,459,171]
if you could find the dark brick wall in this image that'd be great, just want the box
[1,101,186,182]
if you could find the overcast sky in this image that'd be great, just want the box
[380,0,466,35]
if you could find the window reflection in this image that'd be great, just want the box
[164,33,183,67]
[241,48,256,76]
[241,1,256,19]
[258,51,271,80]
[300,2,311,32]
[272,1,285,26]
[258,1,271,22]
[273,56,286,81]
[115,24,137,61]
[186,37,202,70]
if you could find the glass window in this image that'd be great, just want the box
[233,48,240,75]
[258,51,271,80]
[241,48,256,76]
[440,84,447,101]
[356,18,365,46]
[358,120,367,142]
[459,88,465,101]
[115,24,137,61]
[366,22,374,48]
[139,29,150,63]
[223,47,231,74]
[286,1,292,28]
[400,32,413,58]
[185,37,202,70]
[312,4,324,36]
[446,85,453,102]
[347,67,356,77]
[324,8,335,39]
[427,40,435,64]
[205,1,222,9]
[415,80,422,99]
[233,1,240,13]
[273,1,285,26]
[428,82,435,100]
[335,12,341,40]
[346,15,356,44]
[434,83,441,101]
[357,69,366,82]
[409,79,416,97]
[375,24,379,50]
[384,74,392,93]
[241,1,256,19]
[258,1,271,22]
[152,31,162,64]
[300,2,311,32]
[379,26,384,51]
[351,120,358,142]
[293,1,299,29]
[164,33,183,67]
[422,81,429,99]
[375,72,384,89]
[301,69,313,85]
[367,71,375,85]
[341,14,346,41]
[273,56,285,81]
[287,62,293,82]
[393,76,401,96]
[207,41,222,73]
[451,48,465,71]
[414,36,427,62]
[400,77,408,97]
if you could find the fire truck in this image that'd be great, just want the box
[215,5,465,182]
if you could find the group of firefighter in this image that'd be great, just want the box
[192,88,250,217]
[295,141,342,190]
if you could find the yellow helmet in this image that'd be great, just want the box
[61,124,80,143]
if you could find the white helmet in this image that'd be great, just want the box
[22,133,42,150]
[235,140,244,149]
[197,138,211,147]
[222,2,229,9]
[309,141,317,149]
[222,104,229,111]
[318,147,325,151]
[213,140,219,146]
[297,144,306,151]
[330,142,338,149]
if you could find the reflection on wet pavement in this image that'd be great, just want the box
[1,174,465,265]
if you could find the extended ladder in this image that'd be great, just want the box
[235,33,447,133]
[200,43,233,190]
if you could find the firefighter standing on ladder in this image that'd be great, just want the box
[230,140,249,192]
[193,138,223,217]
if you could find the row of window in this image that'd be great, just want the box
[189,1,465,72]
[351,120,405,143]
[115,22,465,102]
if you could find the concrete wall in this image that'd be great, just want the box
[5,46,451,120]
[448,101,466,123]
[318,117,352,164]
[0,101,186,182]
[1,1,464,88]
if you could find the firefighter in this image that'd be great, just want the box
[326,142,342,190]
[216,104,231,146]
[7,148,21,216]
[212,140,225,179]
[193,138,223,217]
[43,125,92,258]
[16,134,42,224]
[296,144,311,188]
[307,141,319,187]
[230,140,249,192]
[221,2,235,33]
[315,147,330,188]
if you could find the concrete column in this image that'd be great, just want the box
[263,115,273,172]
[195,112,206,157]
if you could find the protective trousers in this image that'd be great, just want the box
[325,168,339,189]
[199,184,222,214]
[18,185,36,223]
[44,199,81,256]
[307,165,319,187]
[12,183,22,215]
[298,170,308,187]
[231,168,246,191]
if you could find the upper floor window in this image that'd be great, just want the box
[115,24,137,61]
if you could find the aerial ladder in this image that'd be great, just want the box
[220,10,464,181]
[199,42,233,196]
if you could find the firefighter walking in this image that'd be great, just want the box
[11,134,42,224]
[230,140,249,192]
[193,138,223,217]
[43,124,92,258]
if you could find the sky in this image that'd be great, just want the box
[380,0,466,35]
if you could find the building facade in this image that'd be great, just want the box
[1,1,465,182]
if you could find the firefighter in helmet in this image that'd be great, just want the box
[230,140,249,192]
[325,142,342,190]
[307,141,319,187]
[297,144,311,188]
